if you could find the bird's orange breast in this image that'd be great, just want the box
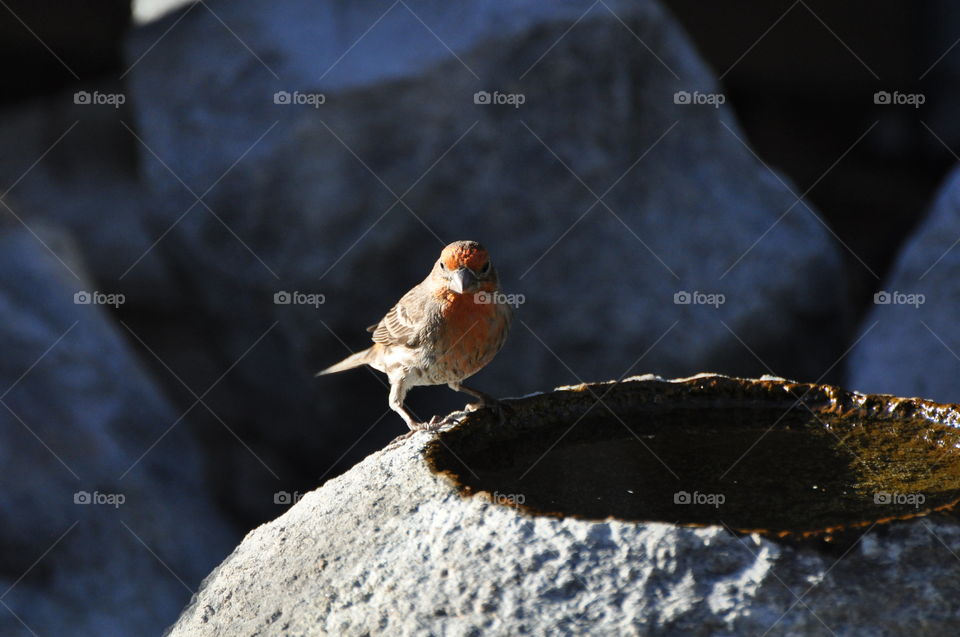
[433,285,509,378]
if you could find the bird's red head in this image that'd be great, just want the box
[434,241,497,295]
[440,241,489,273]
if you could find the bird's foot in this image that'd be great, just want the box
[413,414,447,432]
[383,417,445,451]
[385,405,494,451]
[384,415,460,452]
[384,429,416,451]
[394,415,447,434]
[463,398,506,424]
[414,411,469,431]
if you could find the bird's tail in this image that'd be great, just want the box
[316,347,375,376]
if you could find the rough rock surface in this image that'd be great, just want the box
[0,225,235,637]
[847,165,960,403]
[124,0,847,515]
[166,377,960,637]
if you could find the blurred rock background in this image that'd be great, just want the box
[1,0,958,634]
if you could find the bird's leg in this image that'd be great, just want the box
[389,377,445,432]
[449,382,506,426]
[388,379,421,431]
[448,382,498,413]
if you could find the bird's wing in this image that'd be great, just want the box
[369,286,429,347]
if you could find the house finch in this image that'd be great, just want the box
[318,240,512,431]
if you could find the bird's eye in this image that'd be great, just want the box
[480,262,491,275]
[439,260,447,270]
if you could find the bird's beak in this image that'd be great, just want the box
[449,268,477,294]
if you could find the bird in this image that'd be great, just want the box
[318,240,513,431]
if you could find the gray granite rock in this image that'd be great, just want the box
[0,225,234,637]
[166,376,960,637]
[847,165,960,403]
[124,0,847,516]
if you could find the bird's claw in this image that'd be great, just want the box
[384,417,451,450]
[385,404,501,450]
[384,429,416,451]
[407,414,451,432]
[413,410,473,432]
[422,414,447,431]
[463,399,506,424]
